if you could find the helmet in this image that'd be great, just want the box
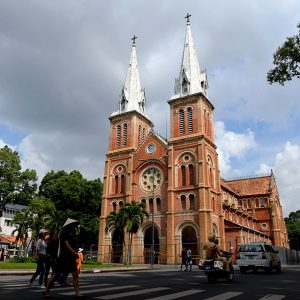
[208,233,216,242]
[39,229,47,234]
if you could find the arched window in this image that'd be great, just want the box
[181,195,186,211]
[182,77,189,94]
[123,123,127,146]
[209,167,214,188]
[156,198,161,212]
[121,174,125,194]
[149,198,154,213]
[119,201,123,209]
[212,223,218,237]
[138,125,142,146]
[141,199,146,209]
[208,156,214,188]
[212,197,216,212]
[142,127,146,141]
[116,125,121,148]
[189,194,195,210]
[181,165,186,186]
[188,164,194,185]
[112,202,117,213]
[187,107,193,133]
[207,112,210,137]
[115,175,119,194]
[204,110,207,135]
[179,109,185,135]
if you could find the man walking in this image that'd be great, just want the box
[29,229,47,288]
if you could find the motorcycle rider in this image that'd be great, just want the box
[203,233,230,272]
[203,233,218,260]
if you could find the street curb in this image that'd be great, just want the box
[0,266,152,276]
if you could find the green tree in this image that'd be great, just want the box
[284,210,300,250]
[11,209,35,255]
[125,201,148,264]
[0,146,37,216]
[39,170,102,246]
[105,201,148,265]
[29,197,66,235]
[267,23,300,85]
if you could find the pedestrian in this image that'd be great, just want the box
[180,246,187,271]
[76,248,84,273]
[186,247,192,271]
[0,247,5,261]
[29,229,47,288]
[44,232,59,287]
[43,218,84,298]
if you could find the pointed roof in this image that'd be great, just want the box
[111,36,146,116]
[172,15,208,99]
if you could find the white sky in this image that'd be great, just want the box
[0,0,299,217]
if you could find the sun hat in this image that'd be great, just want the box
[62,218,79,228]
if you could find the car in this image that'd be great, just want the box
[236,242,281,273]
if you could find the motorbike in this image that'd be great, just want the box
[199,255,234,283]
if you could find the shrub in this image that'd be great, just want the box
[10,256,36,263]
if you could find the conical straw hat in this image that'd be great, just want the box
[62,218,79,228]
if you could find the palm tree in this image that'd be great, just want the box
[105,209,127,264]
[105,201,148,265]
[42,209,66,235]
[12,209,34,255]
[124,201,148,264]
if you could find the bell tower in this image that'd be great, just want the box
[166,15,224,262]
[98,37,153,262]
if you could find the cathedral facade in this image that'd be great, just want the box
[98,17,289,264]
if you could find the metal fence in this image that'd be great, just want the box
[98,243,300,265]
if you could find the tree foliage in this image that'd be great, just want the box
[267,23,300,85]
[11,209,35,253]
[106,201,148,264]
[284,210,300,250]
[0,146,37,216]
[0,145,103,249]
[38,170,102,246]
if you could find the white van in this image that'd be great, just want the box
[236,242,281,273]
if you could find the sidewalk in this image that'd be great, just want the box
[0,265,154,276]
[1,264,297,276]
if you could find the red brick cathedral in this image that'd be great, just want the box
[98,17,288,264]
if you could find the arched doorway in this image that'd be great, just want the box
[144,226,159,264]
[182,226,198,264]
[111,230,124,263]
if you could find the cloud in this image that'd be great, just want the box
[0,138,15,150]
[0,1,299,216]
[215,121,256,177]
[256,142,300,216]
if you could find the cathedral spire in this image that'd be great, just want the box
[118,35,146,115]
[172,14,208,99]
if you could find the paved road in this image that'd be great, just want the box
[0,265,300,299]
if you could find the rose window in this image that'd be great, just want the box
[140,167,163,192]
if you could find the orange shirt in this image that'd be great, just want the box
[76,252,83,270]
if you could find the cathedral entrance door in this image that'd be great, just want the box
[182,226,198,265]
[111,230,124,263]
[144,226,159,264]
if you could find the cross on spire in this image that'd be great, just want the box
[185,13,191,24]
[132,35,137,45]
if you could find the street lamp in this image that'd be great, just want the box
[139,158,156,268]
[150,160,155,267]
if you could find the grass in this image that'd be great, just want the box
[0,261,130,270]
